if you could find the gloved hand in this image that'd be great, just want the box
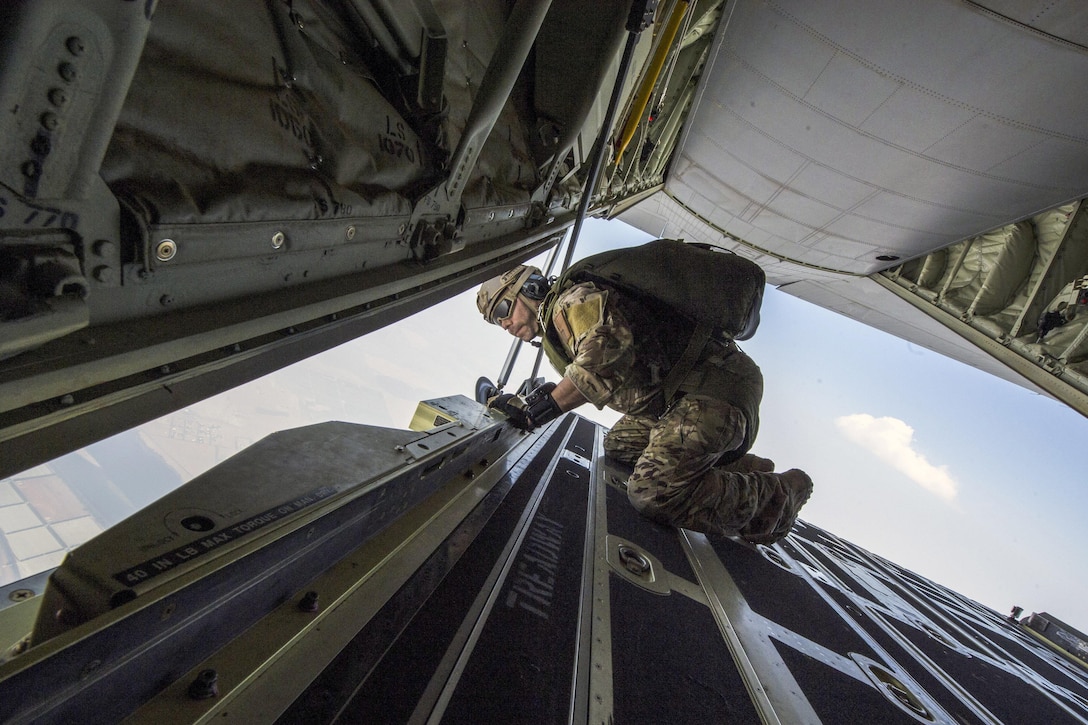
[487,382,561,431]
[523,382,560,428]
[487,392,532,429]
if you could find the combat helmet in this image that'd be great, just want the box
[476,265,550,325]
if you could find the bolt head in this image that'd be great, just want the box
[188,669,219,700]
[346,225,356,240]
[155,239,177,262]
[31,135,52,156]
[272,231,285,249]
[298,591,320,613]
[80,659,102,680]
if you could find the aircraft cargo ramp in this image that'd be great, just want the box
[0,396,1085,723]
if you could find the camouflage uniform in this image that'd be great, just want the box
[540,281,810,544]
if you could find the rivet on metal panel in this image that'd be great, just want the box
[188,669,219,700]
[59,394,74,406]
[21,160,40,178]
[94,266,115,284]
[65,36,85,56]
[48,88,68,107]
[40,112,59,130]
[9,589,33,602]
[57,62,77,82]
[272,231,285,249]
[155,239,177,262]
[93,239,115,257]
[346,225,356,240]
[487,211,495,221]
[159,294,174,307]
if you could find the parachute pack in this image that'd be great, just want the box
[557,238,765,341]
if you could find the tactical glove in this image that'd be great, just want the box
[487,382,560,431]
[487,393,533,430]
[523,382,561,428]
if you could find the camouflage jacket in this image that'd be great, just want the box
[540,282,763,447]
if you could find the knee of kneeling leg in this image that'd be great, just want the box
[604,439,641,465]
[627,485,667,520]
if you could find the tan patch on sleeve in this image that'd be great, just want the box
[565,295,604,340]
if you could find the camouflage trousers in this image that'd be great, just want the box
[603,395,808,543]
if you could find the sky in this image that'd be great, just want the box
[20,216,1088,632]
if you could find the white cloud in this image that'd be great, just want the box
[835,414,958,501]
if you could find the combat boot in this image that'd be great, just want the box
[740,469,813,545]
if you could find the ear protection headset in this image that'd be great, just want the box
[520,273,549,301]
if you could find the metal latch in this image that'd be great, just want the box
[605,536,670,595]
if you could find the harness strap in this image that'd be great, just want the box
[662,321,713,402]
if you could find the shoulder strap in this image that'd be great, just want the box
[538,288,571,374]
[662,321,712,402]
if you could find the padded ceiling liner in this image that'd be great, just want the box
[666,0,1088,275]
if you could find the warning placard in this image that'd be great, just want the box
[112,486,336,587]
